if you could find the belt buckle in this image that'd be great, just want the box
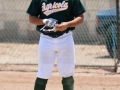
[51,34,58,38]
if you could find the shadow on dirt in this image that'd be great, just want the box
[96,55,112,59]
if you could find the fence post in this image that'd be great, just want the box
[115,0,120,73]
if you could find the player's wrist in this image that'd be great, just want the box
[65,22,70,28]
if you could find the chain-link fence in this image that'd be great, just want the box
[0,0,119,67]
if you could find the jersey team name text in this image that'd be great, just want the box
[42,1,68,16]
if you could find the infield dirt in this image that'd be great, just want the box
[0,65,120,90]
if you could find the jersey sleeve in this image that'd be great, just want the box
[71,0,86,17]
[26,0,40,17]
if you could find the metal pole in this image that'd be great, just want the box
[115,0,120,69]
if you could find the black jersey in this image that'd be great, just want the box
[27,0,86,32]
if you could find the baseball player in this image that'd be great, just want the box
[26,0,86,90]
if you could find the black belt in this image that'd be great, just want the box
[41,30,71,38]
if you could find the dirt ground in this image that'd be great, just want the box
[0,65,120,90]
[0,43,115,66]
[0,43,120,90]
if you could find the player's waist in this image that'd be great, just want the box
[41,29,73,38]
[36,26,75,32]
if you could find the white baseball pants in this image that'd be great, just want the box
[36,31,75,79]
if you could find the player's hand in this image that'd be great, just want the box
[55,22,69,32]
[42,18,58,27]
